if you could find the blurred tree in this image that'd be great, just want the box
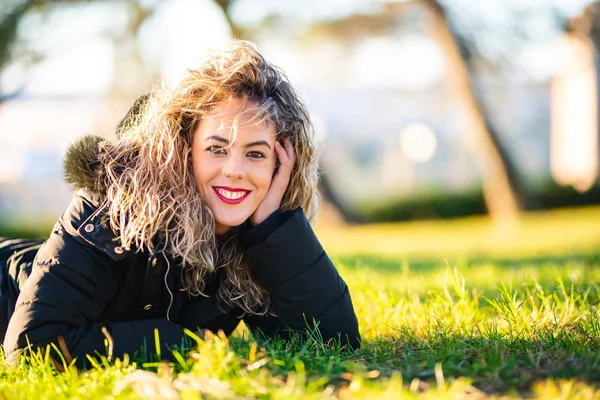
[581,1,600,51]
[213,0,243,39]
[422,0,524,223]
[0,0,157,103]
[0,1,37,102]
[550,3,599,193]
[298,1,526,223]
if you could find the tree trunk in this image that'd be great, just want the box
[584,2,600,53]
[319,173,362,223]
[423,0,523,224]
[213,0,244,39]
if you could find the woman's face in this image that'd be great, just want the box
[192,98,278,234]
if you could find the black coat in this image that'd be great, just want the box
[0,138,360,368]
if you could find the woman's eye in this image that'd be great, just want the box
[207,146,226,155]
[247,151,265,159]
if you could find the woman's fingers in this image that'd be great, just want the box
[249,138,295,226]
[277,139,295,169]
[274,139,294,187]
[275,141,287,166]
[285,138,296,163]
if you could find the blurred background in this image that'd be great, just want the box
[1,0,600,238]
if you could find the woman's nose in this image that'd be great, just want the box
[222,155,245,179]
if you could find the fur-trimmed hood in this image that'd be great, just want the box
[63,134,108,194]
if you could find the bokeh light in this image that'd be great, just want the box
[398,122,438,164]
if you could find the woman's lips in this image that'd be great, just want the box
[212,186,251,204]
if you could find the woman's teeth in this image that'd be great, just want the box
[217,189,248,199]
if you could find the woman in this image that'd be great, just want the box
[0,41,360,369]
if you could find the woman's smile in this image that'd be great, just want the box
[212,186,252,204]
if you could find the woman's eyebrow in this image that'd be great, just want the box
[243,140,271,149]
[206,135,271,150]
[206,135,229,144]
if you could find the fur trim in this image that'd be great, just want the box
[63,134,105,192]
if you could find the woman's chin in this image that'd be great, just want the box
[214,216,250,234]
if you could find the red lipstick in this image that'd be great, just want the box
[212,186,251,204]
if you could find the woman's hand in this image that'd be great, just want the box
[250,138,296,226]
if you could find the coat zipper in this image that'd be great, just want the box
[163,254,173,321]
[137,255,153,311]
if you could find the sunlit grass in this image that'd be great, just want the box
[2,206,600,399]
[316,205,600,259]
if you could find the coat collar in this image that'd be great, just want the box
[59,189,134,262]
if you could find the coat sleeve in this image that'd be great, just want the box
[240,208,360,349]
[3,227,188,369]
[178,294,241,336]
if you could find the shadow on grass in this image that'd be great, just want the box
[354,332,600,395]
[231,329,600,396]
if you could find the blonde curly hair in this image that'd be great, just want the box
[100,40,320,315]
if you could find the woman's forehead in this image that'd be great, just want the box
[209,98,261,120]
[196,100,277,143]
[202,99,275,133]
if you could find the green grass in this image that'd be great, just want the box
[3,206,600,399]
